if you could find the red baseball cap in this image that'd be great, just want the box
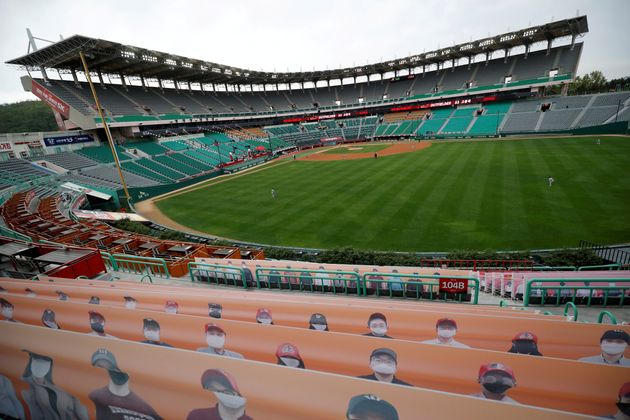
[478,363,516,381]
[619,382,630,399]
[204,323,225,334]
[276,342,301,359]
[512,331,538,344]
[201,369,240,394]
[165,300,178,309]
[256,308,272,318]
[436,318,457,329]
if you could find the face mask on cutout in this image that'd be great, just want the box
[108,369,129,386]
[617,402,630,416]
[2,308,13,319]
[312,324,327,331]
[511,341,540,355]
[144,330,160,342]
[258,317,272,325]
[370,360,396,375]
[437,328,456,339]
[165,306,177,314]
[215,392,246,409]
[482,382,512,394]
[43,320,59,329]
[30,359,51,379]
[91,322,105,334]
[481,374,514,395]
[125,301,136,310]
[370,326,387,336]
[601,342,628,356]
[206,335,225,349]
[280,357,301,367]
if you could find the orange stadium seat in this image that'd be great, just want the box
[1,291,627,416]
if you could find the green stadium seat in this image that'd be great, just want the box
[136,158,187,180]
[154,154,204,175]
[76,145,132,163]
[120,161,172,183]
[161,141,189,151]
[125,142,169,156]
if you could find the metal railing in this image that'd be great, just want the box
[577,263,621,271]
[0,225,32,242]
[523,278,630,307]
[100,252,117,271]
[254,268,361,295]
[108,253,170,278]
[188,262,248,288]
[597,310,618,324]
[563,302,578,321]
[363,273,480,304]
[579,240,630,266]
[420,259,532,271]
[509,265,577,271]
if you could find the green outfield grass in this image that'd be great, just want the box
[322,144,390,154]
[155,137,630,251]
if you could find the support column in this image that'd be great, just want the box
[26,28,49,82]
[119,73,127,90]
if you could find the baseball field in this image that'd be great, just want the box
[151,136,630,251]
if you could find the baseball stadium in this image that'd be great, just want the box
[0,7,629,420]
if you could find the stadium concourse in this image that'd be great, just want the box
[1,13,629,420]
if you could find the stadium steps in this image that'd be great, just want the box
[55,82,96,114]
[151,89,180,113]
[161,140,189,151]
[507,56,518,77]
[439,116,473,135]
[169,152,211,171]
[183,92,211,112]
[498,103,514,131]
[232,94,255,111]
[464,117,477,133]
[111,85,150,115]
[184,150,219,167]
[534,111,545,132]
[76,145,132,164]
[159,153,207,174]
[436,69,448,89]
[570,95,598,128]
[120,161,173,183]
[468,63,480,83]
[135,157,187,180]
[602,95,630,124]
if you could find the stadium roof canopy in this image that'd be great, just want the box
[7,16,588,85]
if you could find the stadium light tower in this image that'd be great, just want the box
[79,51,131,205]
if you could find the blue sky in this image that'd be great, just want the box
[0,0,628,103]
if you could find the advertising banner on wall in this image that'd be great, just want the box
[31,79,70,118]
[43,134,95,147]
